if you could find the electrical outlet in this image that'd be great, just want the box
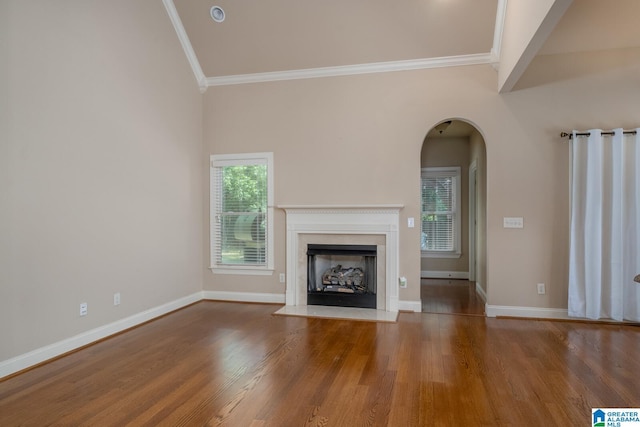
[399,277,407,288]
[114,292,121,306]
[407,217,415,228]
[80,302,88,316]
[537,283,546,295]
[279,273,285,283]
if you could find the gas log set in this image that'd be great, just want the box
[319,265,366,293]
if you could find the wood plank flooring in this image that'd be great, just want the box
[421,279,485,316]
[1,301,639,426]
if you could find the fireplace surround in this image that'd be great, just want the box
[280,205,402,312]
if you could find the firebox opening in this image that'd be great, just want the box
[307,244,377,309]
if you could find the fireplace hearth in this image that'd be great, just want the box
[307,244,377,309]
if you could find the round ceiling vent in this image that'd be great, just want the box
[210,6,225,23]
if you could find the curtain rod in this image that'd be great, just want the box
[560,130,637,139]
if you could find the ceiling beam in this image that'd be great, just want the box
[497,0,573,93]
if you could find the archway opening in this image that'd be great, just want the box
[419,118,487,315]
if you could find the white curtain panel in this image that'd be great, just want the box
[568,128,640,321]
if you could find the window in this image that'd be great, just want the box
[210,153,274,274]
[421,166,461,258]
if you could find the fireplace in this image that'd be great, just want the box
[280,205,402,312]
[307,244,377,308]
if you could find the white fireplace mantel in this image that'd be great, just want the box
[279,204,403,312]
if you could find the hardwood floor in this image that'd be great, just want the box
[421,278,485,316]
[1,301,639,426]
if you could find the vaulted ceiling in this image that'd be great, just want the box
[165,0,640,92]
[173,0,498,77]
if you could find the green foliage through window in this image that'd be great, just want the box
[222,165,267,213]
[421,168,459,253]
[211,154,272,270]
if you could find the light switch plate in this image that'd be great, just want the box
[407,217,415,228]
[503,217,524,228]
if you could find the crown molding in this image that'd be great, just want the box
[491,0,508,70]
[162,0,208,93]
[205,53,494,87]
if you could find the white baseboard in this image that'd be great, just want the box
[475,282,487,303]
[485,304,569,320]
[0,290,428,379]
[0,291,203,380]
[398,300,422,312]
[202,290,285,304]
[421,270,469,280]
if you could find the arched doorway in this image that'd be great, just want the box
[419,119,487,315]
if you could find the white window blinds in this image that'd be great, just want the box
[210,153,273,271]
[421,167,461,254]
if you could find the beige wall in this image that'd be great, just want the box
[3,0,640,369]
[1,1,203,361]
[420,137,470,274]
[203,48,640,309]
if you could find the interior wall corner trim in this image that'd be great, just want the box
[162,0,208,92]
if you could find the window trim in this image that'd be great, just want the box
[209,152,274,275]
[421,166,462,259]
